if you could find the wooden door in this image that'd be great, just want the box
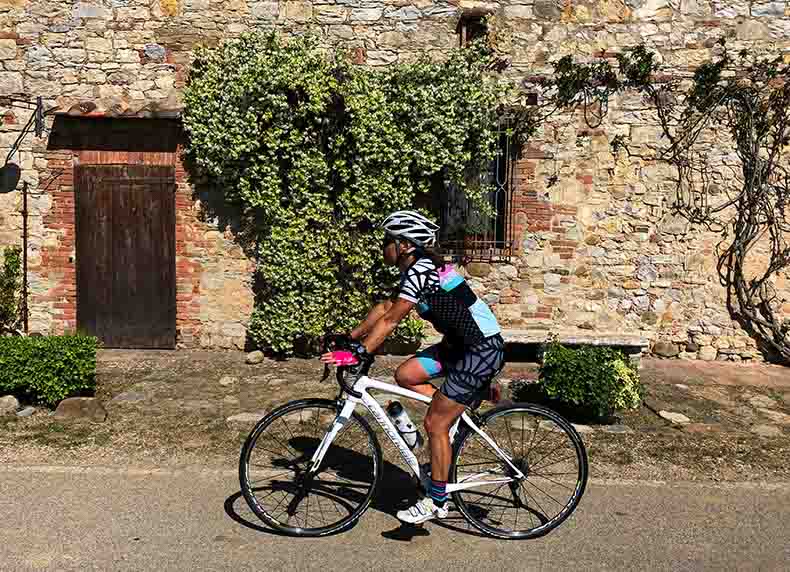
[75,165,176,348]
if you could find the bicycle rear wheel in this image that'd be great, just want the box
[450,403,588,539]
[239,398,382,537]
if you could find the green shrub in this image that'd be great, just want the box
[392,316,425,345]
[0,334,98,406]
[183,32,514,354]
[537,341,643,418]
[0,246,22,333]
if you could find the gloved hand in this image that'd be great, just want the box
[320,342,372,376]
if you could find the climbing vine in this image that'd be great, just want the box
[183,32,519,353]
[544,44,790,363]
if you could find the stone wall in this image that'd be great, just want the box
[1,0,789,358]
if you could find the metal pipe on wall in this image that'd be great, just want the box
[22,179,28,334]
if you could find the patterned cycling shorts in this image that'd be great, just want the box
[414,334,505,408]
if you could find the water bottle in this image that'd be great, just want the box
[386,401,424,451]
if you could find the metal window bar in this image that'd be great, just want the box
[437,118,515,263]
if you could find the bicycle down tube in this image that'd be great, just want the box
[308,375,525,492]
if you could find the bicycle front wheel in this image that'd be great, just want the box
[239,398,382,537]
[451,403,588,539]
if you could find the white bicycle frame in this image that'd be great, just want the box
[308,375,524,493]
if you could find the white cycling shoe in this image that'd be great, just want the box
[396,497,449,524]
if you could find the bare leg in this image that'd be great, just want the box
[394,357,437,398]
[424,392,466,482]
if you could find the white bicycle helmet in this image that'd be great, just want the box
[380,210,439,248]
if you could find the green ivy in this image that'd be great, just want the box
[0,334,98,406]
[183,32,513,354]
[392,317,425,345]
[537,341,643,418]
[0,246,22,334]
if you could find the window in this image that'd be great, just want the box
[417,14,516,263]
[457,11,488,47]
[435,116,517,263]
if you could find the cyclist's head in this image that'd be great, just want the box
[380,210,438,247]
[380,210,440,268]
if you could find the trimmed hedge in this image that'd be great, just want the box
[0,334,98,406]
[535,341,643,419]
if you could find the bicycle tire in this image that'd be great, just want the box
[239,398,383,537]
[450,403,588,540]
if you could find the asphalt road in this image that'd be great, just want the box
[1,465,788,572]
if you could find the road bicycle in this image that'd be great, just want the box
[239,336,588,539]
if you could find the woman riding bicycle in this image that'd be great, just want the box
[322,210,505,525]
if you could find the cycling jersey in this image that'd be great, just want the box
[397,256,501,349]
[396,255,504,407]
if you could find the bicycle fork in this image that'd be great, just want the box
[306,399,358,475]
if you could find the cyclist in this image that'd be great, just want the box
[321,210,505,525]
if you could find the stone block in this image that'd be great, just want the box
[737,21,770,40]
[751,2,784,17]
[698,345,717,360]
[504,5,534,18]
[543,273,562,287]
[500,264,518,279]
[389,6,421,21]
[377,31,408,47]
[316,5,347,23]
[282,1,310,22]
[659,410,691,424]
[633,0,673,20]
[246,350,265,364]
[652,340,679,357]
[54,397,107,422]
[367,50,397,66]
[0,395,19,415]
[0,39,16,60]
[712,0,749,18]
[642,311,659,325]
[251,0,279,20]
[351,7,382,21]
[681,0,712,17]
[144,43,167,62]
[533,0,562,19]
[467,262,491,277]
[74,3,110,19]
[0,72,23,94]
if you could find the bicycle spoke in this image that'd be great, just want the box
[305,490,311,529]
[265,424,302,462]
[531,473,576,491]
[522,417,542,461]
[456,460,502,469]
[249,470,294,485]
[503,419,518,462]
[453,406,587,538]
[529,440,572,474]
[277,417,304,458]
[268,489,291,520]
[518,481,548,524]
[314,493,328,526]
[531,453,579,473]
[523,477,565,508]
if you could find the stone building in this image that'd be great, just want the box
[0,0,788,359]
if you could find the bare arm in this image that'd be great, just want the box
[361,298,414,354]
[350,300,393,341]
